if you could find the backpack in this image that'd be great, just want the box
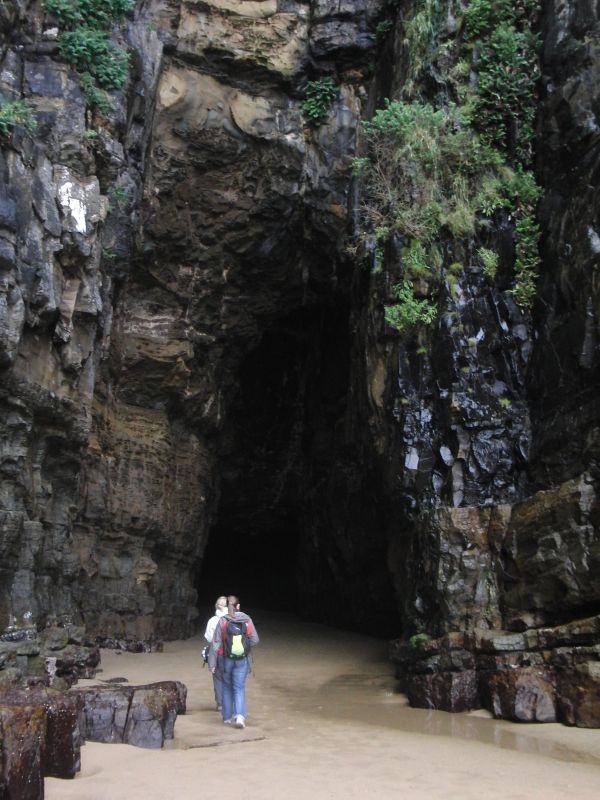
[223,618,251,659]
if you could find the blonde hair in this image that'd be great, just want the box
[215,595,228,611]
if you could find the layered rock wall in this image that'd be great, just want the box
[1,0,599,725]
[1,0,389,641]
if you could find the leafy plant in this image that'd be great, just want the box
[357,100,509,287]
[409,632,432,647]
[402,0,441,96]
[108,184,130,211]
[79,71,111,113]
[403,240,430,277]
[351,156,369,176]
[58,28,130,89]
[302,77,338,127]
[375,20,393,40]
[512,212,540,309]
[44,0,133,29]
[478,247,499,279]
[44,0,82,26]
[0,99,36,136]
[385,280,437,332]
[474,23,540,160]
[44,0,132,110]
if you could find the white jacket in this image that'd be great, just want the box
[204,608,227,642]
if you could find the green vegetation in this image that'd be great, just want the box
[0,99,36,136]
[45,0,132,28]
[58,28,130,89]
[512,212,541,308]
[402,0,441,97]
[79,71,111,114]
[472,24,539,161]
[385,280,437,332]
[302,77,338,127]
[478,247,498,279]
[354,0,542,324]
[108,184,130,212]
[375,20,394,40]
[44,0,133,111]
[498,396,512,409]
[409,632,432,647]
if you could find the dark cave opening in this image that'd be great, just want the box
[196,300,353,619]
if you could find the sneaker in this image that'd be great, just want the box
[223,718,233,725]
[216,704,222,712]
[234,715,245,729]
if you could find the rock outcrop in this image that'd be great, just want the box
[391,615,600,727]
[0,624,100,689]
[70,679,186,748]
[0,679,186,795]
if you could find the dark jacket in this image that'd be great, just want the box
[208,610,259,671]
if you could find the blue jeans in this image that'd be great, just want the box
[221,657,249,721]
[213,656,224,708]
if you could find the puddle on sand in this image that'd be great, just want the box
[307,671,600,766]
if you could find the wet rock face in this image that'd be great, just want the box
[529,0,600,488]
[391,618,600,726]
[0,0,388,642]
[1,0,600,731]
[0,686,84,779]
[0,702,46,800]
[499,2,600,628]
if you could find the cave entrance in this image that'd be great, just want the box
[197,301,349,617]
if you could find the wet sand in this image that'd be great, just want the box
[47,611,600,799]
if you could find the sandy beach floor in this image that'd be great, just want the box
[46,611,600,800]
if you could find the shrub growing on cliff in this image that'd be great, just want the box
[402,0,441,96]
[408,632,431,647]
[478,247,498,279]
[44,0,133,28]
[0,99,36,136]
[473,23,540,161]
[44,0,132,110]
[302,78,338,127]
[58,27,130,89]
[384,280,437,332]
[353,0,542,315]
[354,100,514,283]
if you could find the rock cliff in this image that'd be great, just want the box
[1,0,599,724]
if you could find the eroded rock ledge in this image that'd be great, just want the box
[0,679,187,797]
[391,615,600,728]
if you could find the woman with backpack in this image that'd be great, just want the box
[204,595,228,711]
[208,595,259,729]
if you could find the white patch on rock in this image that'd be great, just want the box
[440,445,454,466]
[55,167,105,235]
[57,181,88,233]
[405,447,419,470]
[587,225,600,254]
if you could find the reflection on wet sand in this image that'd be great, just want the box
[316,672,600,765]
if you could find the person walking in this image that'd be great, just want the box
[208,595,259,729]
[204,596,228,711]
